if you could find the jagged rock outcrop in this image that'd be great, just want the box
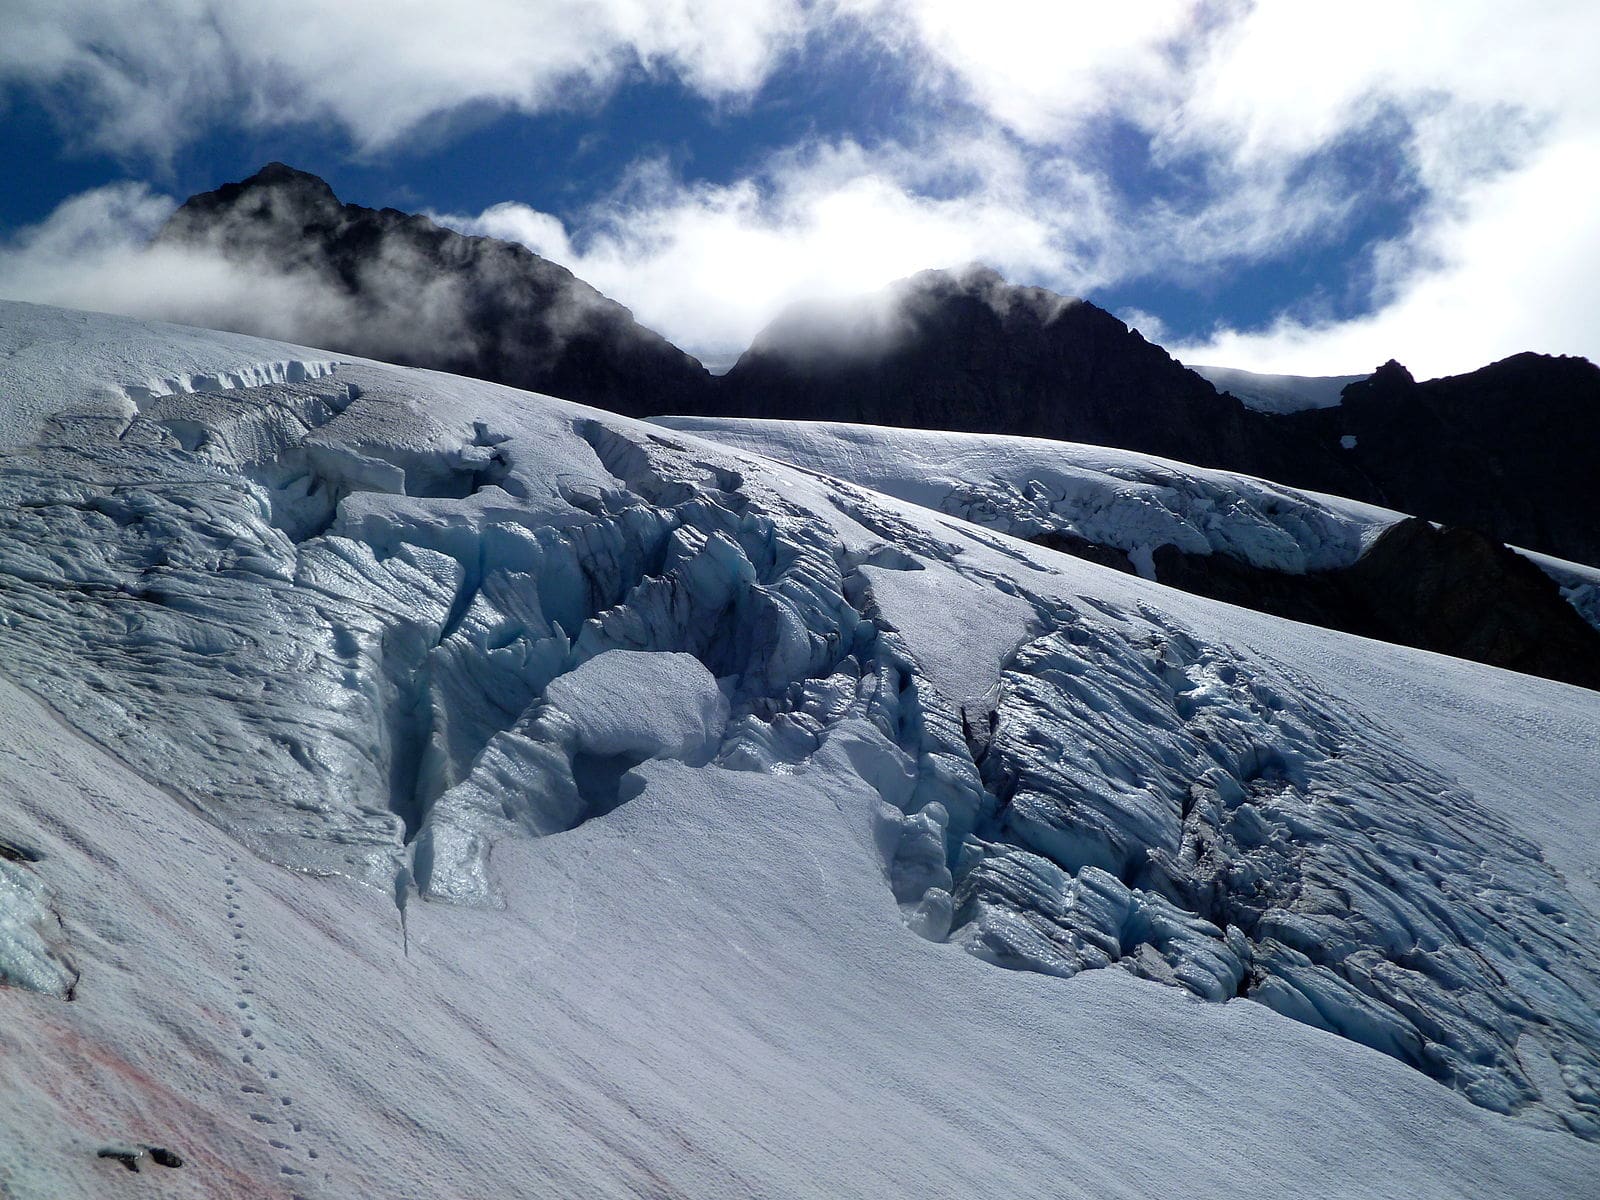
[158,163,713,417]
[1146,519,1600,691]
[1266,353,1600,567]
[711,265,1260,468]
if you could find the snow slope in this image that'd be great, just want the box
[2,302,1599,1197]
[0,301,343,451]
[1190,364,1367,413]
[653,416,1403,577]
[653,416,1600,632]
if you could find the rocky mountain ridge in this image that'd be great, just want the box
[162,166,1600,572]
[159,162,712,417]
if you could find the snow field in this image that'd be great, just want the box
[2,302,1599,1195]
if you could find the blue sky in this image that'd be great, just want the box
[1,2,1595,377]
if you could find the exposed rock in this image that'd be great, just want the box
[1273,352,1600,567]
[1027,530,1137,574]
[1148,518,1600,690]
[95,1145,183,1172]
[158,164,712,418]
[718,270,1600,568]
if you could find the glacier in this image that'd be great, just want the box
[653,416,1403,578]
[655,415,1600,640]
[1,300,1599,1197]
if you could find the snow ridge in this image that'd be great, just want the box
[118,359,342,407]
[654,417,1393,576]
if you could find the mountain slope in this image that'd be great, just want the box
[714,269,1600,566]
[710,265,1258,468]
[2,303,1599,1195]
[1266,356,1600,567]
[158,162,712,417]
[656,416,1600,690]
[159,170,1600,566]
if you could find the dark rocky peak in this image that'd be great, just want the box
[163,162,345,248]
[158,164,712,417]
[741,264,1137,369]
[893,263,1085,326]
[717,264,1243,464]
[205,160,340,206]
[1365,358,1416,390]
[1447,350,1600,395]
[1265,349,1600,565]
[1334,360,1415,408]
[248,160,335,191]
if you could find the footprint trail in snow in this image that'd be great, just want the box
[225,856,324,1196]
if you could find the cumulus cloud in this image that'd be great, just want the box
[2,2,1597,376]
[425,119,1393,363]
[879,0,1198,143]
[0,0,815,158]
[1172,131,1600,378]
[874,0,1600,374]
[435,135,1105,361]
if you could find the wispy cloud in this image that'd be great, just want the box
[1171,130,1600,377]
[0,182,480,363]
[2,2,1596,376]
[1,0,818,159]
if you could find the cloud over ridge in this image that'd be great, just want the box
[1,1,1596,376]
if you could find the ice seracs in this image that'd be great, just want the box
[0,840,76,998]
[2,300,1599,1195]
[654,416,1396,577]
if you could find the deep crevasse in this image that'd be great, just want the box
[0,354,1596,1141]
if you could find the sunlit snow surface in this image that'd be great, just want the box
[1188,365,1366,414]
[2,302,1599,1197]
[655,416,1400,578]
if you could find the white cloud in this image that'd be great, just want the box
[424,121,1382,362]
[1153,2,1600,375]
[0,0,815,158]
[1173,131,1600,378]
[3,2,1597,376]
[437,136,1104,360]
[452,203,578,264]
[884,0,1196,142]
[877,1,1600,373]
[1170,2,1600,170]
